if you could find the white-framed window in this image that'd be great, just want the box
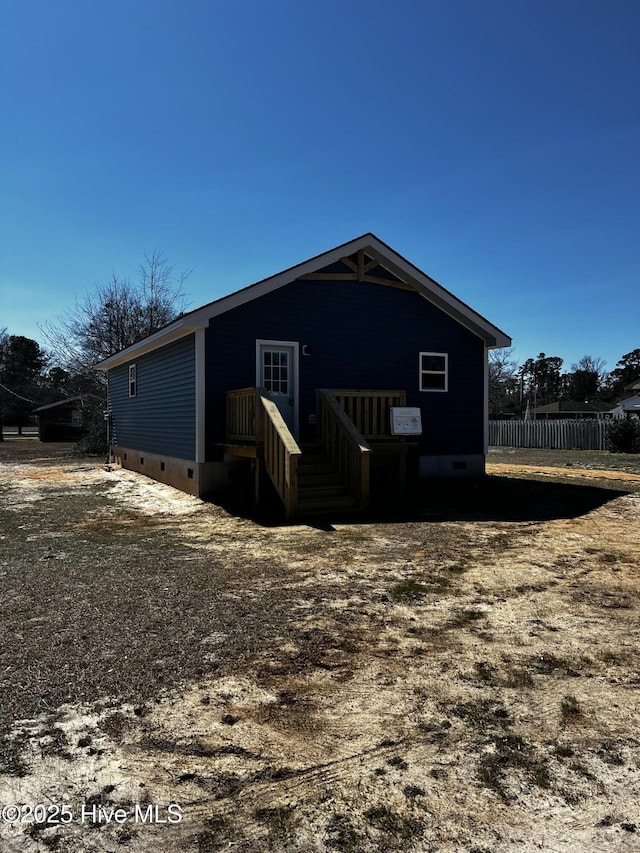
[419,352,448,392]
[262,348,290,395]
[128,364,137,398]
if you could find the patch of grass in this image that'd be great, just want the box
[0,729,30,776]
[474,661,495,683]
[387,755,408,770]
[479,759,510,801]
[599,649,631,666]
[336,636,360,654]
[488,533,513,553]
[403,784,425,798]
[488,447,640,475]
[254,805,298,844]
[447,559,469,574]
[600,552,619,564]
[503,667,534,688]
[39,725,72,760]
[390,580,430,602]
[597,740,625,766]
[99,712,131,742]
[449,608,485,628]
[363,805,423,840]
[530,652,573,675]
[197,829,223,852]
[479,734,551,801]
[447,699,510,730]
[584,547,620,564]
[570,761,596,781]
[325,813,363,851]
[560,695,583,724]
[251,691,319,734]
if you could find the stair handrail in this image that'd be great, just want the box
[316,389,371,509]
[256,387,302,521]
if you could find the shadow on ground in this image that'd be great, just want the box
[214,470,629,528]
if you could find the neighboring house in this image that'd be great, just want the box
[530,401,613,420]
[96,233,511,518]
[609,394,640,419]
[34,397,89,441]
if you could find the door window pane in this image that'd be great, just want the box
[263,350,290,395]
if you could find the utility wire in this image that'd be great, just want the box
[0,381,41,405]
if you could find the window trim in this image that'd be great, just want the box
[419,352,448,392]
[128,364,137,398]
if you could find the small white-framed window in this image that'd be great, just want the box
[128,364,137,398]
[419,352,448,392]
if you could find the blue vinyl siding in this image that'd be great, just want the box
[205,278,484,457]
[108,334,196,459]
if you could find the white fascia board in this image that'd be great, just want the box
[95,321,205,370]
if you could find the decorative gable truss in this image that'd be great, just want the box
[299,249,414,292]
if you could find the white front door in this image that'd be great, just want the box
[256,340,299,437]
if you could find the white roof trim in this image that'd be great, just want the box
[96,233,511,370]
[96,320,205,369]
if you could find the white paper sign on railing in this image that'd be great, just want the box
[390,407,422,436]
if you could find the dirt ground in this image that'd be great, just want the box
[0,441,639,852]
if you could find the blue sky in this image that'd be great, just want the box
[1,0,638,375]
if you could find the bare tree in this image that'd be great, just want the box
[0,327,7,441]
[41,251,189,376]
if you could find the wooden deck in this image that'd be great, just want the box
[225,388,409,519]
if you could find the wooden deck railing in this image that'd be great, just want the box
[226,387,406,517]
[226,387,300,519]
[329,389,406,439]
[226,387,259,441]
[317,389,371,509]
[257,388,302,521]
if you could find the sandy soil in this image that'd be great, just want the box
[488,461,640,484]
[0,450,639,852]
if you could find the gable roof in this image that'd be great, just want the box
[33,394,102,413]
[610,394,640,413]
[532,400,612,415]
[96,233,511,370]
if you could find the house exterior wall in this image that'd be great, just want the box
[107,334,196,459]
[205,277,485,461]
[610,394,640,418]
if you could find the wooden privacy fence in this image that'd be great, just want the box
[490,419,609,451]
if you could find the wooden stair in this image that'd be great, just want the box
[296,447,359,517]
